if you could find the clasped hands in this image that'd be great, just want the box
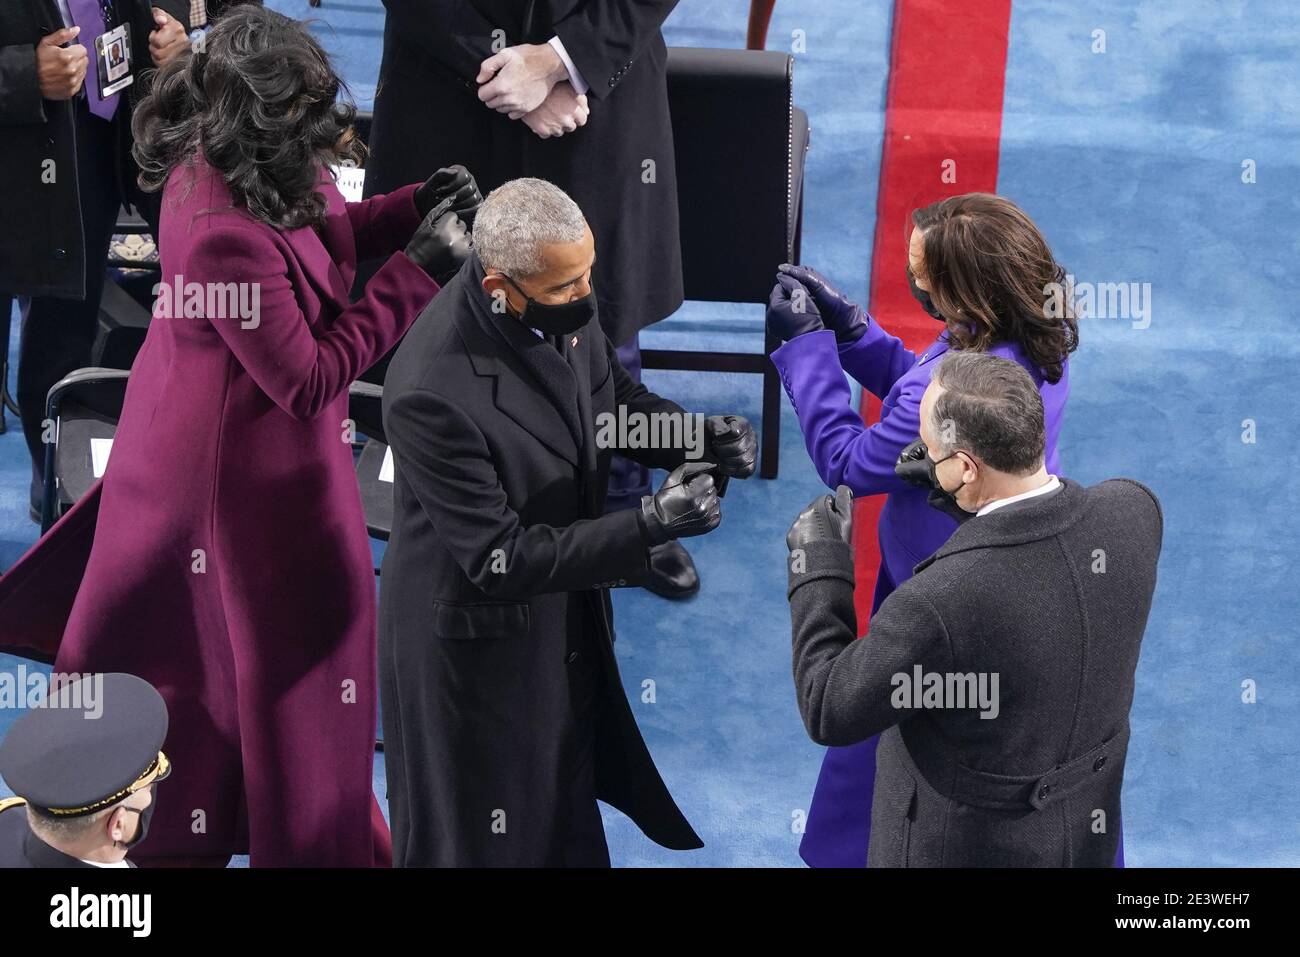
[475,43,589,140]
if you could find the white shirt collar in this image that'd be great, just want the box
[976,475,1060,517]
[82,858,130,868]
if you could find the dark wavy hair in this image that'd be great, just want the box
[911,193,1078,384]
[132,6,362,230]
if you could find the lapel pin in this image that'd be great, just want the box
[570,335,579,347]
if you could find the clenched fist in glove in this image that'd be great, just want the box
[405,197,472,285]
[786,485,854,550]
[638,461,723,547]
[766,273,825,342]
[703,415,757,479]
[415,165,483,229]
[777,264,870,344]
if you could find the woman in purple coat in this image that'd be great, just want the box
[767,193,1082,867]
[0,9,475,865]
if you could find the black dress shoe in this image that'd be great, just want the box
[642,541,700,599]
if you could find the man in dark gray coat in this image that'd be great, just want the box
[785,351,1162,867]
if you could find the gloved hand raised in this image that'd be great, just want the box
[414,164,483,228]
[638,461,722,547]
[777,264,869,344]
[405,196,472,285]
[766,273,825,342]
[703,415,757,479]
[786,485,854,550]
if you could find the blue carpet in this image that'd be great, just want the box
[998,1,1300,865]
[4,0,1292,867]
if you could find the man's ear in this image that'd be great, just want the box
[481,273,506,297]
[482,274,516,316]
[106,806,128,844]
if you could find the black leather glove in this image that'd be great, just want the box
[703,415,757,479]
[778,263,869,344]
[405,196,472,285]
[786,485,854,550]
[638,461,722,547]
[414,164,482,229]
[766,273,825,342]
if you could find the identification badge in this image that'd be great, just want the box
[94,23,134,98]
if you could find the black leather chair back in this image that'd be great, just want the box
[666,47,806,304]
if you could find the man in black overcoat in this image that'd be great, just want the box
[378,178,757,866]
[0,0,191,513]
[367,0,699,597]
[785,352,1163,867]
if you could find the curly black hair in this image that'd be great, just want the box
[132,6,362,230]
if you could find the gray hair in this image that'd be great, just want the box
[28,804,114,845]
[473,178,587,278]
[929,351,1045,474]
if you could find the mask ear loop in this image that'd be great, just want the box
[931,448,973,497]
[497,273,536,319]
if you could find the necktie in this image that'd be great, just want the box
[66,0,120,121]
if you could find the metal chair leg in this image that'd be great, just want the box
[0,295,13,432]
[40,394,59,533]
[760,329,782,479]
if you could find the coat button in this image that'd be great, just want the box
[1037,784,1051,800]
[566,651,579,664]
[51,248,67,260]
[1093,755,1107,771]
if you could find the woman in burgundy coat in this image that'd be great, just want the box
[0,8,474,865]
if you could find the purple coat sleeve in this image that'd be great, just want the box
[771,329,926,496]
[835,318,917,399]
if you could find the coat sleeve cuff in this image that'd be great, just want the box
[0,45,47,125]
[838,314,886,357]
[787,538,856,599]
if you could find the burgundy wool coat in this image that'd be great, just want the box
[0,154,438,865]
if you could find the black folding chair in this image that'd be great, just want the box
[0,296,16,433]
[348,381,393,548]
[645,47,811,480]
[40,368,131,532]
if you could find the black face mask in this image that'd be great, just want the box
[117,785,157,849]
[906,267,945,322]
[501,274,596,337]
[895,438,974,523]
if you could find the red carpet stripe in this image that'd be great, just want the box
[855,0,1014,627]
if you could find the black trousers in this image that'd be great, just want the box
[17,98,138,495]
[604,334,653,512]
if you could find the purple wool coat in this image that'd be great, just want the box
[771,322,1072,868]
[0,155,438,865]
